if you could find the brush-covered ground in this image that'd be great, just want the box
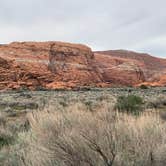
[1,87,166,166]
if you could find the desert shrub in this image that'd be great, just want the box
[147,95,166,109]
[83,100,108,112]
[10,108,166,166]
[18,92,32,99]
[0,114,15,149]
[17,86,30,92]
[84,101,94,111]
[9,102,38,110]
[160,110,166,121]
[59,99,68,107]
[162,89,166,92]
[115,95,143,115]
[0,113,6,127]
[0,131,15,148]
[72,86,91,91]
[140,84,149,89]
[35,86,48,91]
[24,109,118,166]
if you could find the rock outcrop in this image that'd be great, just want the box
[0,41,166,90]
[47,42,103,88]
[94,50,166,86]
[0,42,103,90]
[94,53,146,86]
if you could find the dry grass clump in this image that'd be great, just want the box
[0,113,16,149]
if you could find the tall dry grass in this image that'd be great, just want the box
[5,101,165,166]
[1,100,166,166]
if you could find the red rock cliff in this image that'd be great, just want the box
[0,42,103,90]
[0,41,166,90]
[95,50,166,87]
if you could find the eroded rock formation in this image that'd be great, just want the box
[0,42,103,90]
[0,41,165,90]
[94,50,166,87]
[48,42,103,86]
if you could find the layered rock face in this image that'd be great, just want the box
[94,50,166,86]
[0,41,166,90]
[0,56,54,90]
[0,42,102,90]
[94,53,145,86]
[47,42,103,88]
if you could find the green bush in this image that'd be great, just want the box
[0,132,15,149]
[115,95,143,115]
[139,84,148,89]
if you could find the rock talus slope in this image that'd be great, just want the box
[0,41,166,90]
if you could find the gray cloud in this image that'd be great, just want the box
[0,0,166,57]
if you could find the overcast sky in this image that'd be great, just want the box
[0,0,166,57]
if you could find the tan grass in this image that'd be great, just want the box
[17,104,166,166]
[1,102,166,166]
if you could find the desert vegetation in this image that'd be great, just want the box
[115,95,144,115]
[0,88,166,165]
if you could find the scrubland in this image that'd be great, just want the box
[0,87,166,166]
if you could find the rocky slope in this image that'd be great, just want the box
[0,41,165,90]
[94,50,166,86]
